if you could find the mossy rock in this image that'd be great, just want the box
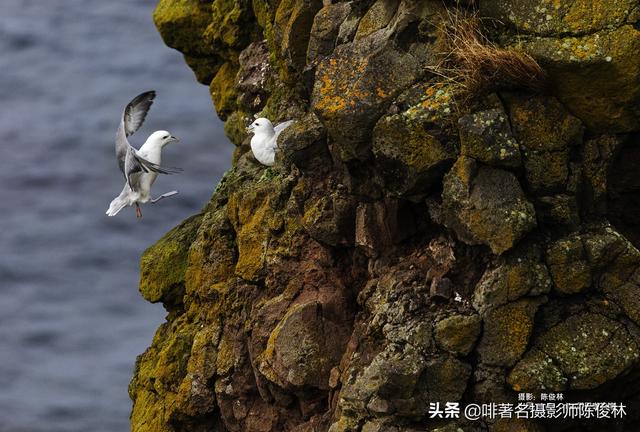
[505,94,583,194]
[210,61,240,119]
[153,0,215,56]
[258,301,340,390]
[434,314,482,356]
[477,297,546,367]
[273,0,323,77]
[139,214,203,308]
[516,26,640,133]
[307,2,353,64]
[473,249,552,315]
[545,233,592,295]
[184,208,237,301]
[373,108,457,199]
[206,0,256,49]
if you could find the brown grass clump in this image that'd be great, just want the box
[430,10,546,95]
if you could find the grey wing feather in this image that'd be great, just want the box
[274,120,294,137]
[123,148,182,191]
[124,149,145,191]
[115,91,156,175]
[123,91,156,137]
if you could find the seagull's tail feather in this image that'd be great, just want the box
[106,193,130,217]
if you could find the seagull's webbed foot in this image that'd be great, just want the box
[135,203,142,219]
[151,190,179,204]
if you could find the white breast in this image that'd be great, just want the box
[251,134,277,166]
[134,146,162,202]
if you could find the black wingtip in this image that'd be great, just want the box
[129,90,156,106]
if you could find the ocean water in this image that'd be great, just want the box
[0,1,232,431]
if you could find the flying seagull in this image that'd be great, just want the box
[247,117,295,166]
[106,91,181,218]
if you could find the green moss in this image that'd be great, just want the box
[139,214,203,308]
[209,61,240,119]
[153,0,214,56]
[207,0,253,48]
[223,110,250,146]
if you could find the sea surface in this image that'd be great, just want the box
[0,1,232,431]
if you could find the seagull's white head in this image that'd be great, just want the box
[247,118,274,135]
[148,130,179,148]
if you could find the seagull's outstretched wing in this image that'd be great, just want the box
[115,91,156,176]
[274,120,295,138]
[123,91,156,137]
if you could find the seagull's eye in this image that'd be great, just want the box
[255,123,259,126]
[163,135,169,139]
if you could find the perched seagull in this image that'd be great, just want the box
[247,117,295,166]
[106,91,181,218]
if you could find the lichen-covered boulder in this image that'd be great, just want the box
[312,39,423,161]
[477,297,546,367]
[258,301,344,390]
[509,313,640,391]
[276,112,330,170]
[441,157,537,254]
[545,233,592,296]
[473,246,552,314]
[505,94,583,194]
[307,2,353,64]
[372,109,457,199]
[311,1,444,161]
[480,0,639,36]
[434,314,481,356]
[458,108,521,168]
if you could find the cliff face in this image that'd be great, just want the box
[130,1,640,431]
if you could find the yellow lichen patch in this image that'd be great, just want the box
[314,55,389,117]
[130,389,173,432]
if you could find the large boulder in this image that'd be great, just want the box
[441,157,537,254]
[509,313,640,391]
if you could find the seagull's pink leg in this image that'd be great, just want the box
[136,203,142,219]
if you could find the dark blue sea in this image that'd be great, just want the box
[0,1,232,430]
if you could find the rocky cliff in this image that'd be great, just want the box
[129,1,640,431]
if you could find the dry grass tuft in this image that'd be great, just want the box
[429,9,546,96]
